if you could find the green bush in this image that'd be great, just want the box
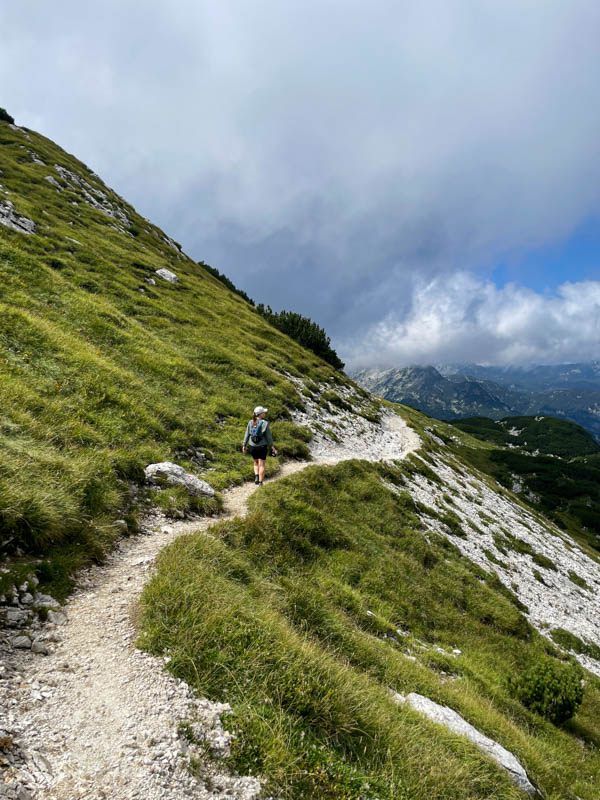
[508,658,584,723]
[0,108,14,124]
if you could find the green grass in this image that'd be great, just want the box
[0,121,378,595]
[140,460,600,799]
[452,416,600,458]
[448,419,600,554]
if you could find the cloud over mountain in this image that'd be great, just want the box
[346,275,600,368]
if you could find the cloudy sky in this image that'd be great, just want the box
[3,1,600,368]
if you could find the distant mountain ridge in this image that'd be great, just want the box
[352,364,600,441]
[438,361,600,392]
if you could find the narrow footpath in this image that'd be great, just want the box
[1,414,419,800]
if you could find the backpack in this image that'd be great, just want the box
[250,420,264,444]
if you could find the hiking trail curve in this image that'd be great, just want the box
[1,412,419,800]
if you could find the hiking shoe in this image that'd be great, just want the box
[254,475,260,485]
[258,481,263,486]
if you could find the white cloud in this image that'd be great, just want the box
[345,275,600,367]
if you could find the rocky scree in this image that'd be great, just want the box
[400,431,600,676]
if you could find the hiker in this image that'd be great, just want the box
[242,406,277,485]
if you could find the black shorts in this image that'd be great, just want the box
[248,444,269,460]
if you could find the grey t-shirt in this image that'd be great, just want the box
[243,419,273,448]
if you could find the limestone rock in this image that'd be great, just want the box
[5,609,29,627]
[144,462,215,498]
[46,610,68,626]
[394,692,536,795]
[12,635,32,650]
[53,164,130,225]
[155,268,178,284]
[0,200,35,234]
[31,639,49,656]
[44,175,61,188]
[32,593,59,609]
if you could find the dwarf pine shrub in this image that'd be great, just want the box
[508,658,584,724]
[0,107,14,124]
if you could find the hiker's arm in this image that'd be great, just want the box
[265,423,277,454]
[242,422,250,450]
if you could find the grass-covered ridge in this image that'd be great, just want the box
[451,415,600,458]
[140,455,600,799]
[0,120,375,595]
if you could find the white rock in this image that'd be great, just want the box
[47,610,68,626]
[144,462,214,498]
[5,608,29,626]
[33,593,59,609]
[31,639,49,656]
[394,692,536,795]
[0,199,35,233]
[12,635,32,650]
[155,268,178,284]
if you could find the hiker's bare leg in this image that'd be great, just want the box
[258,459,266,483]
[253,459,260,476]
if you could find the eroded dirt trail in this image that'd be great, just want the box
[1,413,419,800]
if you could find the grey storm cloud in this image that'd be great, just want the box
[2,1,600,365]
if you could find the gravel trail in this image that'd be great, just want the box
[1,412,419,800]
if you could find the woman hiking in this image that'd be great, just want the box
[242,406,277,485]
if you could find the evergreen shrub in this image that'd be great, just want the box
[0,108,14,124]
[256,304,344,370]
[508,658,584,723]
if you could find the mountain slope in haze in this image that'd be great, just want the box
[353,365,514,419]
[439,361,600,392]
[353,365,600,441]
[0,118,379,596]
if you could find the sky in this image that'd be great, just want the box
[2,1,600,368]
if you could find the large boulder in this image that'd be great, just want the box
[393,692,536,795]
[155,268,178,283]
[144,462,215,498]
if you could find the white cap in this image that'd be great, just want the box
[254,406,268,415]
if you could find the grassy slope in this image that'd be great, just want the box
[141,408,600,800]
[451,415,600,457]
[0,121,374,597]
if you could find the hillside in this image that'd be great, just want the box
[0,118,379,599]
[352,365,513,420]
[451,415,600,457]
[2,120,600,800]
[352,365,600,441]
[450,416,600,550]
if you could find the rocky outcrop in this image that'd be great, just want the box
[53,164,130,225]
[0,200,35,234]
[144,462,214,497]
[394,692,536,795]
